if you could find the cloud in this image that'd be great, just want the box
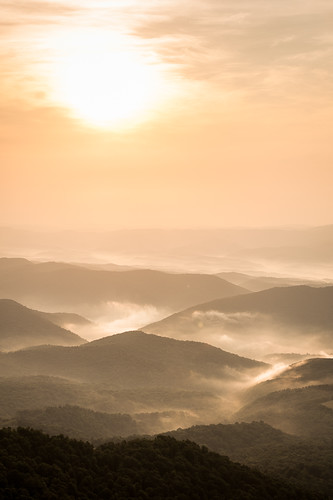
[0,1,79,25]
[73,301,171,341]
[2,0,333,116]
[192,310,265,327]
[132,1,333,105]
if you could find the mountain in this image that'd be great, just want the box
[0,429,313,499]
[0,375,226,433]
[0,331,267,388]
[236,384,333,440]
[0,257,247,314]
[216,272,329,292]
[144,286,333,357]
[233,359,333,439]
[0,299,86,350]
[36,311,91,329]
[2,225,333,268]
[243,358,333,402]
[15,405,139,440]
[166,421,333,498]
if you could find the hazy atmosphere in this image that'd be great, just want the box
[1,2,333,499]
[1,0,333,229]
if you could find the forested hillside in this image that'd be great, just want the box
[0,428,320,499]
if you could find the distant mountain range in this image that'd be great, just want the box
[2,225,333,267]
[0,257,247,314]
[144,285,333,357]
[216,272,330,292]
[0,299,86,351]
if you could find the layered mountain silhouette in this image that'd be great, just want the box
[0,375,226,433]
[0,332,268,433]
[2,225,333,266]
[236,384,333,439]
[144,286,333,356]
[244,358,333,402]
[0,331,267,388]
[0,299,86,350]
[233,358,333,439]
[0,257,247,313]
[36,311,91,329]
[217,272,328,292]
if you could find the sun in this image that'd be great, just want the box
[50,30,167,129]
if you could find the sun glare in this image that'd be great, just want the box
[49,30,168,129]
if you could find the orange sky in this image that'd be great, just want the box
[1,0,333,230]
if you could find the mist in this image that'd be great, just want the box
[2,226,333,279]
[146,311,333,361]
[71,301,170,341]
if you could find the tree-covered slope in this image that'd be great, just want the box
[0,428,319,499]
[0,331,266,388]
[144,286,333,357]
[166,421,333,498]
[236,384,333,439]
[15,405,139,440]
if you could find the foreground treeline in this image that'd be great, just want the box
[166,421,333,498]
[0,428,322,500]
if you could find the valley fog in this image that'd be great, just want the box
[1,226,333,498]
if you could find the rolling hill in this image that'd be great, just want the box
[144,286,333,357]
[243,358,333,402]
[0,429,313,500]
[216,272,329,292]
[0,375,226,433]
[15,405,139,440]
[0,331,267,388]
[0,330,268,431]
[166,421,333,497]
[236,384,333,439]
[232,359,333,439]
[0,299,86,350]
[0,257,247,315]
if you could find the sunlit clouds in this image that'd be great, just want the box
[1,0,333,229]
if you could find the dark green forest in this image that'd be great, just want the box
[0,428,321,500]
[166,421,333,498]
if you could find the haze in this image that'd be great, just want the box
[1,0,333,230]
[1,4,333,496]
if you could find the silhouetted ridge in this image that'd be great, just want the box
[144,285,333,356]
[0,257,247,311]
[0,331,267,387]
[166,421,333,497]
[0,299,86,350]
[0,428,317,499]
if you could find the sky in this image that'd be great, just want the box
[1,0,333,230]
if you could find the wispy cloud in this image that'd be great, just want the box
[2,0,333,113]
[131,1,333,105]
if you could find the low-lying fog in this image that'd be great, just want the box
[66,301,171,341]
[1,225,333,363]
